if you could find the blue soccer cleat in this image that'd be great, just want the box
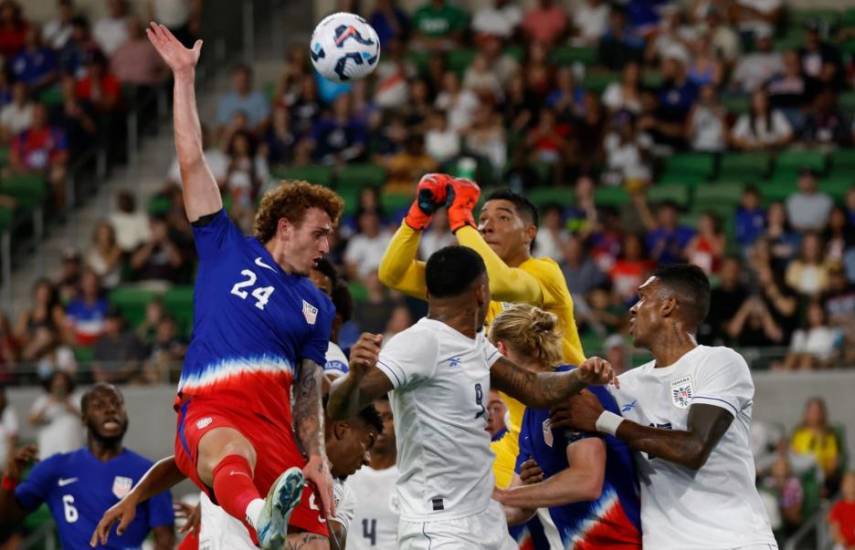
[255,467,305,549]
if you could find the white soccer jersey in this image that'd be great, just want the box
[198,492,255,550]
[610,345,777,549]
[376,317,501,522]
[346,465,400,549]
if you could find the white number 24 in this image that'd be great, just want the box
[230,270,275,310]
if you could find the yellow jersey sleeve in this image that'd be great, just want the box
[490,393,526,488]
[377,222,428,300]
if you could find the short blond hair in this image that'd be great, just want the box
[489,304,563,367]
[253,180,344,243]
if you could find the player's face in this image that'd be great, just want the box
[281,207,333,276]
[330,421,377,478]
[372,399,395,454]
[478,200,532,262]
[83,387,128,442]
[628,276,664,348]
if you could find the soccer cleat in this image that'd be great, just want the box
[255,467,305,549]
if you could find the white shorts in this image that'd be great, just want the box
[397,500,517,550]
[198,492,257,550]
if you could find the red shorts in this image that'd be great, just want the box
[173,396,329,538]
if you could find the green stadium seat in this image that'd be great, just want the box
[110,287,160,328]
[593,185,629,207]
[648,184,691,208]
[719,152,771,180]
[271,166,334,187]
[790,9,840,28]
[73,345,95,363]
[147,195,171,217]
[722,95,750,116]
[582,71,619,94]
[164,286,194,335]
[829,148,855,170]
[580,333,605,355]
[406,50,430,74]
[38,85,63,107]
[336,163,387,191]
[528,187,573,209]
[549,46,596,66]
[348,281,367,303]
[448,49,476,74]
[641,70,662,89]
[382,192,412,214]
[840,91,855,112]
[841,39,855,56]
[0,147,8,166]
[843,8,855,27]
[820,176,853,201]
[338,187,360,218]
[662,152,716,180]
[773,149,826,175]
[0,206,11,233]
[0,174,47,210]
[695,182,745,205]
[504,45,524,62]
[759,180,798,203]
[657,171,707,188]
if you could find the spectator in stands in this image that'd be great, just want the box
[109,190,150,253]
[28,370,83,459]
[784,301,840,370]
[384,133,437,192]
[560,236,606,298]
[0,315,17,384]
[687,84,727,152]
[56,248,81,303]
[50,74,96,156]
[823,263,855,328]
[548,67,584,120]
[0,385,18,471]
[725,294,785,348]
[166,124,227,188]
[0,81,33,143]
[733,1,781,44]
[142,314,186,383]
[369,0,410,47]
[583,284,624,336]
[799,21,843,87]
[353,272,397,334]
[609,232,654,304]
[791,397,844,494]
[43,0,75,50]
[761,454,803,541]
[224,129,265,217]
[92,308,146,384]
[687,34,723,89]
[731,89,793,151]
[93,0,129,55]
[0,0,28,58]
[732,28,783,94]
[735,186,766,252]
[135,298,164,348]
[85,220,122,289]
[411,0,468,51]
[10,25,58,93]
[758,202,799,272]
[64,268,108,347]
[435,70,479,131]
[471,0,521,41]
[828,471,855,550]
[526,108,572,183]
[686,211,725,275]
[310,93,368,165]
[602,110,651,186]
[572,0,609,46]
[824,206,854,264]
[424,108,460,163]
[702,256,749,344]
[130,216,186,286]
[263,103,297,166]
[802,89,849,147]
[383,303,413,342]
[598,5,644,71]
[462,53,503,100]
[75,51,122,114]
[534,204,566,261]
[345,210,392,283]
[602,61,643,114]
[419,208,453,259]
[58,16,99,77]
[703,5,740,65]
[9,102,68,209]
[479,35,519,88]
[521,0,567,46]
[522,42,552,100]
[638,198,695,265]
[787,169,834,231]
[216,64,270,134]
[110,16,166,87]
[766,50,811,133]
[786,232,830,298]
[464,103,506,174]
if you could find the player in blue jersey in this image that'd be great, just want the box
[490,305,642,549]
[0,383,174,549]
[147,22,343,549]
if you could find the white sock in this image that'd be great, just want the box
[245,498,265,529]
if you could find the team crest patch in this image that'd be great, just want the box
[671,376,694,409]
[302,300,318,325]
[112,476,133,499]
[542,418,554,447]
[196,417,213,429]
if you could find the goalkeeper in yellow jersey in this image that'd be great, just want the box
[377,174,586,493]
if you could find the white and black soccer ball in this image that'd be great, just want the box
[310,12,381,83]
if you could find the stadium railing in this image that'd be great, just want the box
[784,500,832,550]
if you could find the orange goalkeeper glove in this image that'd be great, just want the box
[447,178,480,233]
[404,173,454,230]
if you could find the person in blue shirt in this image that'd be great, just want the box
[10,27,58,92]
[491,304,642,548]
[640,199,696,265]
[0,383,174,549]
[735,186,766,252]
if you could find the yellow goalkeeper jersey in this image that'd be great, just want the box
[377,223,586,488]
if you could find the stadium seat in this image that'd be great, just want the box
[773,149,826,176]
[829,148,855,170]
[348,281,367,303]
[382,191,412,215]
[694,182,744,206]
[844,7,855,27]
[271,165,334,187]
[759,180,798,203]
[718,152,771,181]
[820,176,853,201]
[504,45,524,62]
[662,152,716,182]
[721,95,750,116]
[336,163,387,191]
[840,91,855,112]
[0,147,8,167]
[406,50,430,74]
[448,49,476,74]
[582,71,619,94]
[647,184,691,208]
[549,46,596,67]
[528,187,573,209]
[641,70,662,89]
[164,286,194,336]
[593,185,629,207]
[147,196,171,217]
[0,174,47,213]
[657,171,708,188]
[110,287,160,328]
[0,206,11,234]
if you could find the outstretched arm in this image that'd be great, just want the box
[147,23,222,222]
[0,445,37,525]
[490,357,615,409]
[551,392,733,470]
[377,222,428,299]
[327,334,390,421]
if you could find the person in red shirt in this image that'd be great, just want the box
[610,233,654,305]
[0,0,28,58]
[829,471,855,550]
[76,51,122,113]
[10,102,69,209]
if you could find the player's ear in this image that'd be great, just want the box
[277,217,291,239]
[496,340,508,357]
[333,421,349,441]
[660,295,677,318]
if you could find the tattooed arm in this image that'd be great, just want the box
[294,359,335,519]
[490,356,615,409]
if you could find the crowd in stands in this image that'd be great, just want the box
[2,0,855,385]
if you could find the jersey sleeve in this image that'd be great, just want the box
[331,480,356,533]
[145,489,175,529]
[482,338,502,368]
[690,348,754,417]
[190,209,244,261]
[300,293,334,367]
[376,328,439,389]
[14,454,61,511]
[377,222,428,300]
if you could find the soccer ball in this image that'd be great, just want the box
[310,12,381,83]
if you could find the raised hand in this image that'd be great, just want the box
[575,357,618,387]
[518,457,544,485]
[404,173,455,230]
[90,494,139,547]
[174,501,201,535]
[348,333,383,377]
[549,390,604,433]
[448,178,480,232]
[6,444,37,480]
[146,22,202,76]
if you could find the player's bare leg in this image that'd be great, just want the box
[198,427,305,548]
